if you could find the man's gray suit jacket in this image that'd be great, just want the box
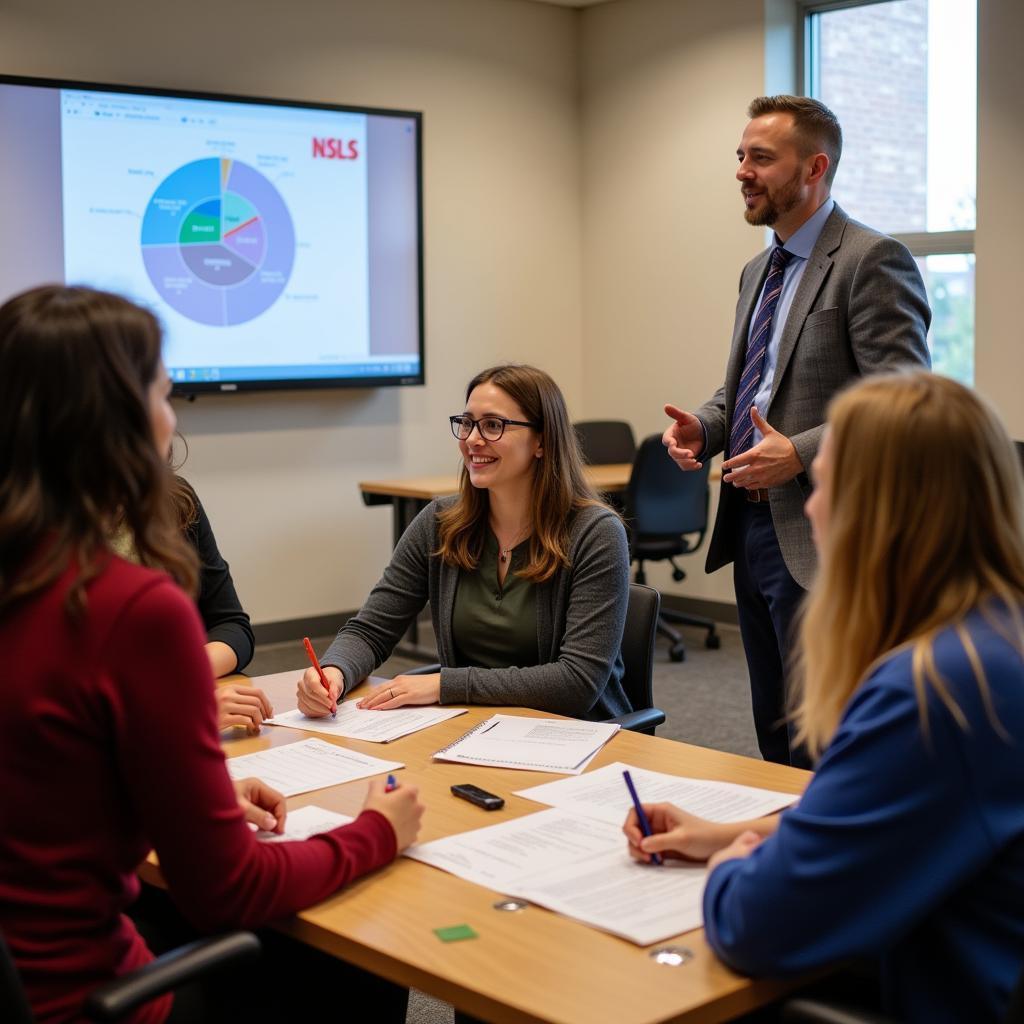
[694,203,931,590]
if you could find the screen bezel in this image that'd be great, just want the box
[0,73,425,396]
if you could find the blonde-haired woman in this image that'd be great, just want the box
[625,371,1024,1022]
[297,363,631,720]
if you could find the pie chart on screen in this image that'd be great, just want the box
[140,157,295,326]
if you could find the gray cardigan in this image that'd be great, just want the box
[322,497,631,720]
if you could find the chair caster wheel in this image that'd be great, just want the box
[669,645,686,663]
[706,634,721,650]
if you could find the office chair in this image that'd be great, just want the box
[575,420,636,517]
[604,583,666,735]
[625,434,720,662]
[1,927,260,1022]
[781,960,1024,1024]
[574,420,637,465]
[403,584,666,734]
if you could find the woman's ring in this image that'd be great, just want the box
[389,688,395,700]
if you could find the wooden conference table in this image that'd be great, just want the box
[140,671,812,1024]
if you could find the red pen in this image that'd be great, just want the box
[302,636,336,718]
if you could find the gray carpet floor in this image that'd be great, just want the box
[248,617,757,1023]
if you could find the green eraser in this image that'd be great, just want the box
[434,924,478,942]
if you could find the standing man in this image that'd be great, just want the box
[664,96,930,767]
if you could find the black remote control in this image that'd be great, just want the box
[450,783,505,810]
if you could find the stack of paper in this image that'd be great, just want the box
[407,763,801,944]
[515,761,799,823]
[226,738,403,797]
[433,715,619,774]
[406,808,706,945]
[268,701,468,743]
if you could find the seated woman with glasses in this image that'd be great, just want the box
[623,371,1024,1022]
[296,363,632,720]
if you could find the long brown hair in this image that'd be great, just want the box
[793,371,1024,757]
[0,285,198,620]
[435,364,605,582]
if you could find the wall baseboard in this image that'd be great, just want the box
[659,593,739,626]
[253,612,355,646]
[253,595,738,646]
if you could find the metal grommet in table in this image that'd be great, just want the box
[492,899,529,912]
[649,946,694,966]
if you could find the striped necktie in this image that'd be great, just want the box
[728,246,793,459]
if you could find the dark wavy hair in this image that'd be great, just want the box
[435,363,606,582]
[0,285,198,619]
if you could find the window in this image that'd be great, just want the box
[803,0,977,383]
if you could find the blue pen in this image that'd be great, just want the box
[623,770,662,866]
[385,774,398,792]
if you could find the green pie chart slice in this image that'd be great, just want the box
[179,198,221,244]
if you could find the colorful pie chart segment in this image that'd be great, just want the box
[140,158,294,326]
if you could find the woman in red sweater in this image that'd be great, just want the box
[0,285,424,1022]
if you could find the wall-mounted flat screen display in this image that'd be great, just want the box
[0,74,424,393]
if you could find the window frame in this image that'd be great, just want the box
[798,0,976,263]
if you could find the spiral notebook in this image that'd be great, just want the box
[432,714,620,775]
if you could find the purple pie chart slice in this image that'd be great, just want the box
[142,246,227,326]
[222,216,266,266]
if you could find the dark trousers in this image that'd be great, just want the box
[733,500,811,769]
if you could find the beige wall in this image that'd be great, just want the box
[1,0,1017,625]
[579,0,1022,607]
[580,0,765,605]
[0,0,584,624]
[975,0,1024,437]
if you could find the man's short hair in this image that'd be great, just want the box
[747,95,843,186]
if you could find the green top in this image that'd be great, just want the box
[108,523,138,562]
[451,531,539,670]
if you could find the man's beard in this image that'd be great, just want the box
[743,167,804,226]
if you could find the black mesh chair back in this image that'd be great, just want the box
[574,420,637,465]
[1,923,260,1022]
[620,583,660,717]
[623,435,719,661]
[627,434,711,540]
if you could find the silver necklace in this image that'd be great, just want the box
[493,523,531,564]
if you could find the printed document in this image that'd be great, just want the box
[268,702,468,742]
[517,848,706,945]
[515,761,799,824]
[433,715,619,774]
[406,807,706,944]
[256,804,354,841]
[406,807,622,890]
[226,738,402,797]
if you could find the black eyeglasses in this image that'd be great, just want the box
[449,414,540,441]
